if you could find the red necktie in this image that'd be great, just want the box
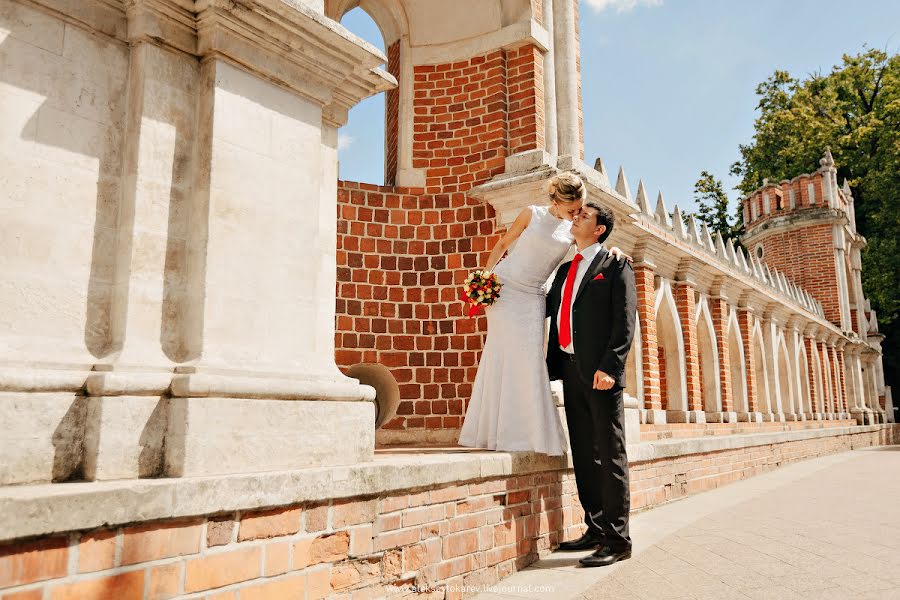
[559,253,583,349]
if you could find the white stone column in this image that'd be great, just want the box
[542,0,558,157]
[553,0,579,157]
[760,313,782,422]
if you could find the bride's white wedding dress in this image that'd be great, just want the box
[458,205,571,456]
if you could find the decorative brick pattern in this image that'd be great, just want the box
[674,283,702,412]
[709,296,733,412]
[738,309,759,414]
[634,266,661,410]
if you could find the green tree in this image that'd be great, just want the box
[691,170,742,241]
[731,48,900,387]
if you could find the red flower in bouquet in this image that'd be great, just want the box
[460,270,502,318]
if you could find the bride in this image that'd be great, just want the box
[458,173,626,455]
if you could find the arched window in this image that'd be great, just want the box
[338,7,388,184]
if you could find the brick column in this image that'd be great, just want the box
[506,44,545,154]
[673,282,704,420]
[634,263,663,423]
[737,307,761,421]
[709,296,734,419]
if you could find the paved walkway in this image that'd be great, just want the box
[472,447,900,600]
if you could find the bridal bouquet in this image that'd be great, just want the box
[460,270,502,318]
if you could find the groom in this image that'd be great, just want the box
[546,201,637,567]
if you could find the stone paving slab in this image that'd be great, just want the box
[471,447,900,600]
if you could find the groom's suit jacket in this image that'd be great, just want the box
[546,247,637,388]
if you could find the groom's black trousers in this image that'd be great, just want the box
[561,357,631,552]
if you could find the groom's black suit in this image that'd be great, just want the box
[546,247,637,552]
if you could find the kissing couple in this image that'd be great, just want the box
[458,172,637,567]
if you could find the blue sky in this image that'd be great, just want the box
[338,0,899,213]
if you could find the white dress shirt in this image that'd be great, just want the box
[558,242,603,354]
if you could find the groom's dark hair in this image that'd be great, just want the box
[585,201,615,243]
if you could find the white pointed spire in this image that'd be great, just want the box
[672,205,687,240]
[616,166,632,200]
[842,178,853,201]
[635,179,652,215]
[594,157,608,178]
[655,191,672,228]
[687,215,703,246]
[715,232,728,260]
[726,238,739,267]
[764,265,774,285]
[738,246,751,273]
[820,147,835,168]
[701,222,715,251]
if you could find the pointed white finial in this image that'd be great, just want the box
[655,191,672,228]
[701,222,715,251]
[594,157,608,178]
[842,178,853,201]
[820,147,835,168]
[764,265,774,285]
[616,166,632,200]
[635,179,652,215]
[672,205,687,239]
[726,238,739,267]
[687,215,703,246]
[715,232,728,260]
[738,246,751,273]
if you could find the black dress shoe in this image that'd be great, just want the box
[557,531,604,551]
[578,546,632,567]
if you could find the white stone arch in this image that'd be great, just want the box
[726,309,748,413]
[654,280,688,412]
[328,0,424,186]
[694,296,722,413]
[776,332,795,417]
[624,310,643,405]
[752,320,772,414]
[810,341,825,415]
[821,344,836,414]
[797,339,812,415]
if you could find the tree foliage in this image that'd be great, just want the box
[691,171,743,242]
[731,48,900,386]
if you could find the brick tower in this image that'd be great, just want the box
[741,150,865,337]
[741,150,889,422]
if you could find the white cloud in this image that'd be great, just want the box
[338,133,355,151]
[585,0,663,14]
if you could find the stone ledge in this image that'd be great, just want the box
[1,424,895,543]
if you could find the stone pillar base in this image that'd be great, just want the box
[166,396,375,477]
[760,412,777,422]
[737,412,763,423]
[850,408,872,425]
[666,410,690,423]
[784,413,799,421]
[646,409,667,424]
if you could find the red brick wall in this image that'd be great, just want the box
[635,266,661,411]
[756,223,841,325]
[674,283,701,412]
[506,45,545,154]
[336,183,501,434]
[739,310,758,414]
[657,346,668,411]
[710,296,733,412]
[336,46,552,438]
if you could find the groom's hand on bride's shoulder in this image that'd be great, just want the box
[592,370,615,390]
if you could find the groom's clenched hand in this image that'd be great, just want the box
[592,370,615,390]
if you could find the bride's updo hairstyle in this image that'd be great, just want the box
[548,172,587,205]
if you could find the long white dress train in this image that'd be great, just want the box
[458,205,571,456]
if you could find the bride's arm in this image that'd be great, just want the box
[483,207,532,271]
